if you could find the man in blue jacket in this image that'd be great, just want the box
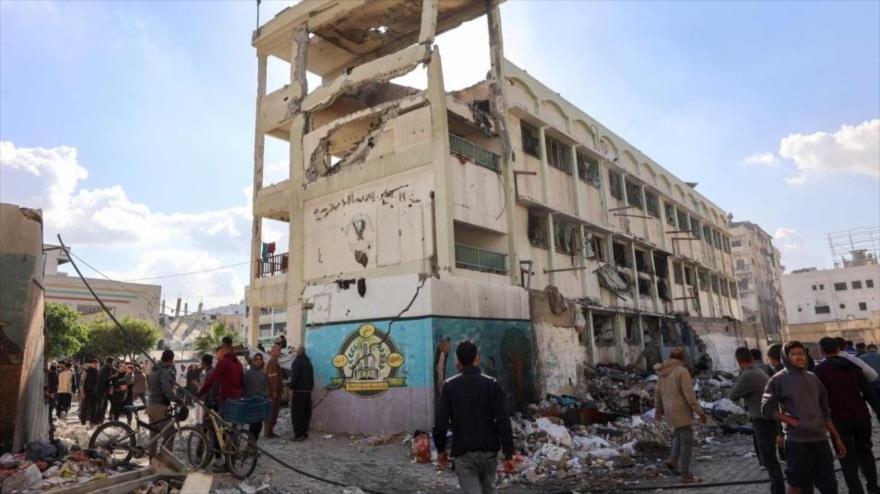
[433,341,514,494]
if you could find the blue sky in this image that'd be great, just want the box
[2,0,878,307]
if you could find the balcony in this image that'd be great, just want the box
[455,244,508,275]
[449,133,500,173]
[257,252,288,278]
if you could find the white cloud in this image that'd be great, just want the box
[741,152,777,166]
[773,227,806,253]
[0,140,252,307]
[779,119,880,182]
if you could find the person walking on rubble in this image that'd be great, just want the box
[730,347,784,494]
[93,357,114,424]
[56,362,74,420]
[654,346,707,484]
[762,340,847,494]
[289,346,314,441]
[433,341,515,494]
[243,353,269,440]
[815,337,880,494]
[79,358,100,426]
[148,350,179,457]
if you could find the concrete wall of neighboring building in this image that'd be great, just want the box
[785,311,880,346]
[782,263,880,325]
[0,203,49,453]
[730,221,787,343]
[43,245,161,325]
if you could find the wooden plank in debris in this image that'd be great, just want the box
[180,472,213,494]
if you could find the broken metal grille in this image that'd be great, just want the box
[449,133,501,173]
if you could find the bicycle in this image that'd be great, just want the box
[199,408,259,479]
[88,403,209,470]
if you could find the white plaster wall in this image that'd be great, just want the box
[534,322,580,396]
[303,166,434,280]
[783,264,880,324]
[451,156,507,234]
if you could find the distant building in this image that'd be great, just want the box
[782,255,880,344]
[44,245,161,325]
[0,203,49,453]
[730,221,787,344]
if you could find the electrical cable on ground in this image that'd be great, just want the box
[58,235,385,494]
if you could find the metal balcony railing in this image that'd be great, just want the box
[449,133,501,173]
[257,253,288,278]
[455,244,508,275]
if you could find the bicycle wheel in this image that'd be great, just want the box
[88,421,136,467]
[224,429,258,479]
[164,425,211,471]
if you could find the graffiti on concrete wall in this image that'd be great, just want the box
[329,324,407,397]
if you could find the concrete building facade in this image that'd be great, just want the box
[246,0,744,433]
[44,245,161,325]
[730,221,786,344]
[0,204,49,453]
[782,259,880,343]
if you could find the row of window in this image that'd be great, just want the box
[812,279,875,291]
[814,302,869,314]
[671,261,738,299]
[520,121,725,242]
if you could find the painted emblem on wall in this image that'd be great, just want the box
[329,324,406,397]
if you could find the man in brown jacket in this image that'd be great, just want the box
[655,346,707,483]
[265,344,284,438]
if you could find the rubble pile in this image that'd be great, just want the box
[0,442,123,493]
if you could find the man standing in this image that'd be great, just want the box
[762,340,847,494]
[433,341,514,494]
[750,348,775,377]
[654,346,707,484]
[47,363,59,421]
[198,337,243,406]
[79,359,99,426]
[815,337,880,494]
[147,350,179,457]
[244,353,269,440]
[93,357,114,424]
[289,346,314,441]
[56,362,74,420]
[767,343,784,373]
[265,345,283,439]
[730,348,784,494]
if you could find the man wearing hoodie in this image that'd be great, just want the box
[816,337,880,494]
[654,346,707,484]
[729,347,784,494]
[762,340,847,494]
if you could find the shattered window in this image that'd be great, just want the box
[677,210,690,231]
[684,266,695,286]
[613,242,628,267]
[625,317,641,344]
[546,135,571,174]
[608,170,623,200]
[711,275,721,294]
[731,239,743,248]
[665,203,677,227]
[713,230,723,249]
[690,217,702,240]
[736,259,747,271]
[720,279,730,297]
[867,279,875,288]
[723,236,731,253]
[577,153,601,187]
[586,233,605,261]
[645,191,660,218]
[738,278,749,291]
[729,280,738,298]
[698,269,709,289]
[626,181,643,208]
[702,225,712,244]
[521,121,540,158]
[554,220,579,255]
[593,313,615,346]
[638,277,652,296]
[528,210,548,248]
[673,262,683,285]
[635,249,649,273]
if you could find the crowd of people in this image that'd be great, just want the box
[44,334,316,449]
[654,337,880,494]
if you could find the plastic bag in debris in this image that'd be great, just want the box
[536,417,572,448]
[2,463,42,492]
[0,453,19,469]
[572,435,611,451]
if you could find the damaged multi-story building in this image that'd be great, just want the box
[246,0,747,433]
[730,221,787,347]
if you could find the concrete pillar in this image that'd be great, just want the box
[546,213,556,285]
[586,308,598,365]
[286,27,309,349]
[249,52,268,345]
[571,144,588,297]
[427,49,455,277]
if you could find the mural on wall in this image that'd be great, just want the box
[329,324,406,397]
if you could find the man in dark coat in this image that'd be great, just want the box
[289,346,314,441]
[93,357,114,424]
[79,359,100,426]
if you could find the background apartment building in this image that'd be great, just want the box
[44,245,161,325]
[782,250,880,344]
[730,221,786,344]
[246,0,744,433]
